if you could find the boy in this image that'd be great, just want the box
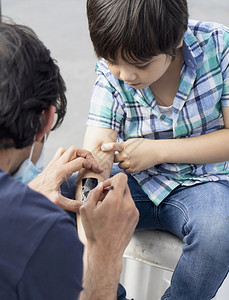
[76,0,229,299]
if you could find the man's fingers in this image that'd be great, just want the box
[62,146,103,172]
[101,142,124,152]
[105,173,128,198]
[81,159,103,173]
[58,146,85,163]
[49,147,66,162]
[75,147,97,161]
[56,196,82,213]
[50,146,103,174]
[65,157,103,174]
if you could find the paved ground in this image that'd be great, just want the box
[2,0,229,164]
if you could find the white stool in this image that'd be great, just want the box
[120,230,229,300]
[120,230,182,300]
[123,230,182,272]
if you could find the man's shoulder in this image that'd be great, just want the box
[0,170,67,222]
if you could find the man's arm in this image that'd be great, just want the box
[79,173,139,300]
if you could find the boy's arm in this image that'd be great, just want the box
[75,125,118,201]
[155,106,229,165]
[160,106,229,164]
[101,107,229,172]
[75,125,118,273]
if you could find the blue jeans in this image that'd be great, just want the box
[62,167,229,300]
[111,166,229,300]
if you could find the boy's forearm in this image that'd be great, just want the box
[75,149,114,200]
[158,106,229,165]
[75,126,118,279]
[158,128,229,165]
[75,148,114,254]
[76,155,114,282]
[75,126,117,201]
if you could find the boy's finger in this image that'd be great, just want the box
[101,142,124,152]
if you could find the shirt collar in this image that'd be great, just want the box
[182,23,204,70]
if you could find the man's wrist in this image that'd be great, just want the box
[88,245,122,282]
[87,245,123,278]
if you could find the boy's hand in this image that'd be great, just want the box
[101,138,161,173]
[29,146,103,212]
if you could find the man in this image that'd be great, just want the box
[0,20,139,300]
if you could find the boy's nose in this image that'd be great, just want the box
[119,67,137,82]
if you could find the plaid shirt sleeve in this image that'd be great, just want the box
[86,70,125,132]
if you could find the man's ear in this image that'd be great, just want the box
[35,105,56,142]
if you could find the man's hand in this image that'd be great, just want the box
[101,138,161,173]
[80,173,139,255]
[28,146,103,212]
[79,173,139,300]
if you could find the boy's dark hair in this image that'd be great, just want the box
[87,0,188,62]
[0,20,67,149]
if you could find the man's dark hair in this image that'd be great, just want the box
[0,20,67,149]
[87,0,188,63]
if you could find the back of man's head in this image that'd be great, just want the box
[0,20,67,149]
[87,0,188,63]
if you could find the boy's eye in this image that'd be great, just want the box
[136,63,150,70]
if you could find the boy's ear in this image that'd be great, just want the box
[176,39,183,48]
[35,105,56,142]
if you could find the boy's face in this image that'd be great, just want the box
[106,54,172,89]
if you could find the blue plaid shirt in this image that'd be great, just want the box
[87,20,229,205]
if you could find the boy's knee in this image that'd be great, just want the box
[187,216,229,258]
